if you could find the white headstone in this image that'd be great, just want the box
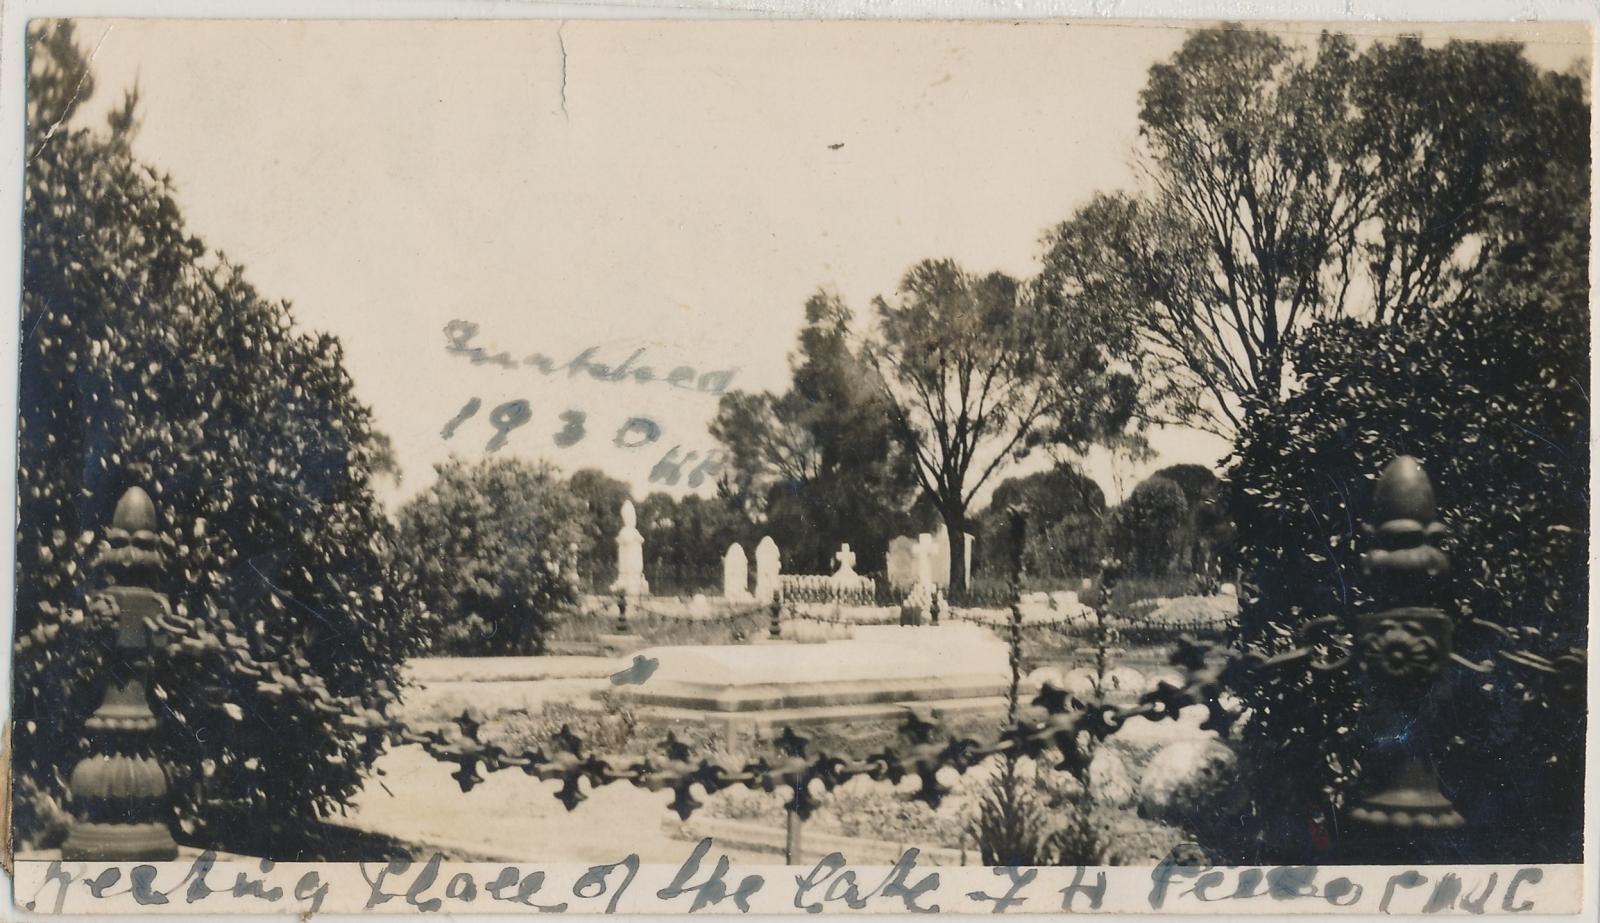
[609,500,649,597]
[913,533,936,588]
[931,525,976,588]
[832,544,857,579]
[886,535,919,588]
[722,543,750,600]
[754,536,781,602]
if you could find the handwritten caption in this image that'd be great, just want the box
[19,840,1566,916]
[441,321,733,487]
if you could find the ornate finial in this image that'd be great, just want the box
[1372,456,1438,533]
[620,499,637,529]
[1363,457,1449,586]
[113,486,159,533]
[101,486,164,574]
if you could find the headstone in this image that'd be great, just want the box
[722,543,750,600]
[754,536,781,601]
[832,543,857,579]
[609,500,649,598]
[913,533,936,587]
[931,525,976,588]
[689,594,712,618]
[886,536,919,588]
[1219,582,1237,597]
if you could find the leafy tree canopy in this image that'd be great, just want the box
[711,290,918,574]
[869,258,1146,588]
[15,21,415,851]
[395,457,582,656]
[1039,28,1583,435]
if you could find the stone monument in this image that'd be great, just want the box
[754,536,781,601]
[830,543,857,582]
[609,500,649,598]
[913,533,937,588]
[886,535,919,588]
[722,543,751,600]
[932,524,976,588]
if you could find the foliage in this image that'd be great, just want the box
[869,259,1145,589]
[1039,28,1582,435]
[565,467,631,590]
[971,753,1048,865]
[636,492,748,595]
[394,457,582,655]
[1223,40,1588,864]
[975,464,1106,580]
[1150,463,1230,574]
[711,290,919,574]
[14,21,416,845]
[1227,301,1588,860]
[1107,477,1190,576]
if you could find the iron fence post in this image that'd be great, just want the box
[1348,457,1464,844]
[61,487,179,861]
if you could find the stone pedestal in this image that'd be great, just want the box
[611,625,1010,733]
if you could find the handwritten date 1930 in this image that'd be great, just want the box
[441,397,726,487]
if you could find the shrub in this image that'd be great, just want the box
[15,22,416,849]
[1108,477,1189,575]
[1225,290,1588,862]
[395,457,583,656]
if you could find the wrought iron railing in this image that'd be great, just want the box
[50,457,1586,862]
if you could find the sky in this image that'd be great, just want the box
[63,17,1590,511]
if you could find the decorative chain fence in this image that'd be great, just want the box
[55,456,1587,862]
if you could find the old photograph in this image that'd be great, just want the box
[6,13,1594,915]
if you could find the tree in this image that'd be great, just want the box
[634,492,747,595]
[395,457,582,655]
[1107,476,1190,576]
[565,467,632,590]
[1150,463,1230,575]
[14,21,415,850]
[868,259,1142,589]
[976,464,1107,580]
[711,290,918,574]
[1039,28,1579,436]
[1224,58,1588,862]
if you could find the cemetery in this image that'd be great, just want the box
[250,504,1243,864]
[10,17,1589,884]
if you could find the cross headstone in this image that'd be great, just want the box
[833,543,857,578]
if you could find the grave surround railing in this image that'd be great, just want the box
[54,457,1588,862]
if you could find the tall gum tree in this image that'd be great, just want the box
[867,259,1144,590]
[1038,27,1574,438]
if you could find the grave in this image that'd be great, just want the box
[754,536,781,601]
[611,624,1010,735]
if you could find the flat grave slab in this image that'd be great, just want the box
[612,625,1010,723]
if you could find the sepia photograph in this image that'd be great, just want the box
[5,10,1594,915]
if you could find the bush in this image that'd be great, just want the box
[15,22,416,847]
[1108,477,1189,575]
[396,457,583,656]
[1225,292,1588,862]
